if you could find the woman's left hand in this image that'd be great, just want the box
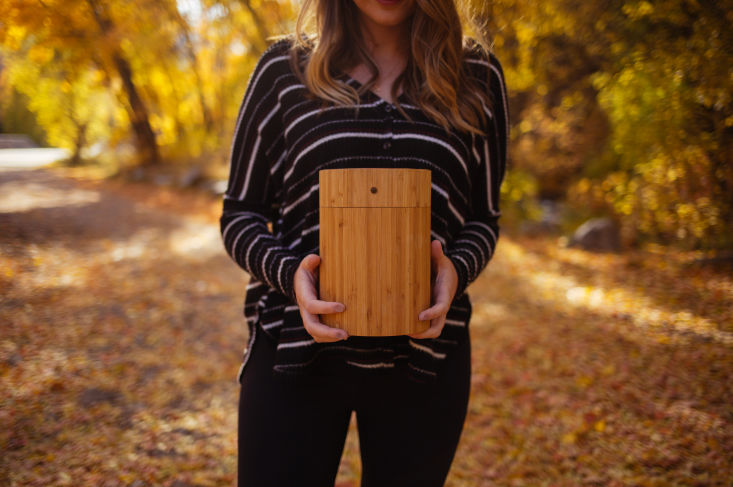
[409,239,458,340]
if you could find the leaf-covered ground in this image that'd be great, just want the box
[1,167,731,486]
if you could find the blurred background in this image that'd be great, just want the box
[1,1,731,486]
[1,0,731,249]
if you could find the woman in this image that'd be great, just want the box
[220,0,509,485]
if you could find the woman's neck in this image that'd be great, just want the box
[357,18,410,67]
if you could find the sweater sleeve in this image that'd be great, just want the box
[445,51,510,299]
[220,39,301,304]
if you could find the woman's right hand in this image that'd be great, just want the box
[294,254,349,342]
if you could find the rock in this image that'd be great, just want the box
[129,167,146,181]
[207,179,228,196]
[153,173,174,186]
[520,200,567,236]
[520,199,565,236]
[179,165,204,188]
[539,199,564,228]
[567,217,621,252]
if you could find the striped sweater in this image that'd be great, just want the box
[221,36,509,384]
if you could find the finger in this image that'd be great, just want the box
[408,315,445,339]
[296,293,348,342]
[431,239,444,264]
[418,301,450,321]
[409,328,440,339]
[305,299,345,315]
[297,275,318,296]
[433,267,457,303]
[432,239,444,256]
[297,255,321,283]
[294,266,320,302]
[299,253,321,273]
[429,240,440,274]
[303,317,348,342]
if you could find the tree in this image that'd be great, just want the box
[474,0,732,248]
[0,0,296,167]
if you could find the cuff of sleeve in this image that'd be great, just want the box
[446,251,469,300]
[280,258,300,305]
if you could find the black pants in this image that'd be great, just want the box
[237,330,472,487]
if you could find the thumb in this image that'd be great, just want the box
[431,239,444,261]
[299,253,321,272]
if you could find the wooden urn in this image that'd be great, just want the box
[318,168,431,336]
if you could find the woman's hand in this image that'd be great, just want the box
[294,254,349,342]
[409,240,458,340]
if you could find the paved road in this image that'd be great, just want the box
[0,147,70,170]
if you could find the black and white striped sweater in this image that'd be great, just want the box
[220,36,509,384]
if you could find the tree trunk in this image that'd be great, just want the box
[87,0,159,166]
[171,7,213,131]
[239,0,270,54]
[69,121,87,166]
[111,52,160,165]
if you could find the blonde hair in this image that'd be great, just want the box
[271,0,495,137]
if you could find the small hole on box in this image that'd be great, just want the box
[370,186,378,194]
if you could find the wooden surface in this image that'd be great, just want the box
[319,167,431,208]
[319,168,431,336]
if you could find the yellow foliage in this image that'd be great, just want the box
[3,25,28,50]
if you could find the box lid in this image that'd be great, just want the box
[319,168,431,208]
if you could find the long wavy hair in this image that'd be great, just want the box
[271,0,495,137]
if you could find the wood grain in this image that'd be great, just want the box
[319,168,431,336]
[319,167,431,208]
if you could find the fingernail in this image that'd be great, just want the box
[337,304,345,312]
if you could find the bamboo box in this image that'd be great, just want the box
[318,168,431,336]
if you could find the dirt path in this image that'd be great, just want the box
[1,167,731,486]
